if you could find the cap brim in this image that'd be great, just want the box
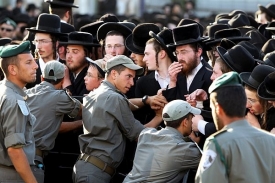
[167,37,208,48]
[205,36,251,46]
[257,81,275,100]
[123,63,144,75]
[59,40,99,46]
[26,28,67,36]
[190,106,201,115]
[85,57,105,76]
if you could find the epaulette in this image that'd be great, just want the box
[209,128,228,139]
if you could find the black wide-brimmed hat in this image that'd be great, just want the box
[168,23,207,48]
[59,22,75,43]
[262,39,275,55]
[205,28,250,47]
[26,13,66,36]
[45,0,79,8]
[80,21,104,46]
[240,65,275,89]
[263,51,275,68]
[217,45,258,73]
[59,31,98,46]
[0,38,11,46]
[259,4,275,19]
[228,13,250,28]
[265,21,275,35]
[97,22,135,42]
[244,29,267,50]
[237,41,264,60]
[177,19,204,36]
[257,71,275,100]
[219,38,235,50]
[125,23,160,54]
[149,27,177,61]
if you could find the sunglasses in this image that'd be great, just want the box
[0,27,13,32]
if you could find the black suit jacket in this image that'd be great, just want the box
[162,63,212,110]
[133,71,161,124]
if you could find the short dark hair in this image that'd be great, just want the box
[212,86,246,117]
[44,78,63,85]
[89,64,104,79]
[164,113,192,128]
[106,65,126,77]
[0,55,18,77]
[215,57,232,74]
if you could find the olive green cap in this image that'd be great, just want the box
[208,71,242,93]
[0,41,31,58]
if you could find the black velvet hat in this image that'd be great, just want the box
[45,0,79,8]
[59,31,98,46]
[26,13,66,36]
[177,19,204,36]
[263,51,275,68]
[125,23,160,54]
[237,41,264,60]
[257,71,275,100]
[244,29,267,51]
[0,38,11,46]
[217,45,258,73]
[240,64,275,89]
[80,21,104,46]
[205,28,250,46]
[228,14,250,28]
[167,23,207,48]
[259,4,275,19]
[59,22,75,43]
[265,21,275,35]
[149,27,177,61]
[97,22,135,42]
[262,39,275,55]
[219,38,235,50]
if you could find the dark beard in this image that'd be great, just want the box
[181,55,198,75]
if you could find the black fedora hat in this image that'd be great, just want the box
[97,22,135,42]
[259,4,275,19]
[177,19,204,36]
[0,38,11,46]
[244,29,267,50]
[61,22,75,34]
[26,13,66,36]
[205,28,250,46]
[240,64,275,89]
[125,23,160,54]
[149,27,177,61]
[167,23,207,48]
[257,71,275,100]
[258,23,272,40]
[217,45,257,73]
[80,21,104,46]
[45,0,79,8]
[59,31,98,46]
[265,21,275,35]
[228,14,250,28]
[263,51,275,68]
[228,10,246,17]
[262,39,275,55]
[219,38,235,50]
[237,41,264,60]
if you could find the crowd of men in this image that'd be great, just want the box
[1,0,275,183]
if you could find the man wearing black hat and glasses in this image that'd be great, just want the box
[45,0,78,25]
[26,13,66,89]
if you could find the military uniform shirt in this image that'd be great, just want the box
[123,127,201,183]
[0,79,36,166]
[26,81,81,151]
[195,120,275,183]
[78,80,144,168]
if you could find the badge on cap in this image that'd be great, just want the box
[202,149,217,171]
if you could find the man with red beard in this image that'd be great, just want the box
[164,23,212,111]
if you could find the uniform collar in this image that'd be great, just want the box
[2,79,27,98]
[40,81,55,89]
[223,119,249,129]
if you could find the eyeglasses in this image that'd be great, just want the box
[32,39,52,45]
[86,72,100,79]
[105,44,124,50]
[173,49,194,56]
[247,98,259,105]
[0,27,13,32]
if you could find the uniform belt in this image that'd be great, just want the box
[79,154,115,176]
[35,148,44,157]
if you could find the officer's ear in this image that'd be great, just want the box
[215,102,224,116]
[110,70,117,80]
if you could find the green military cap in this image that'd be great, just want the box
[0,41,31,58]
[208,71,242,93]
[0,17,17,29]
[106,55,144,75]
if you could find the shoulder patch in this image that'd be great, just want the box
[202,149,217,171]
[17,100,29,116]
[210,128,227,138]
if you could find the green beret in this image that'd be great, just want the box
[0,17,17,28]
[0,41,31,58]
[208,71,242,93]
